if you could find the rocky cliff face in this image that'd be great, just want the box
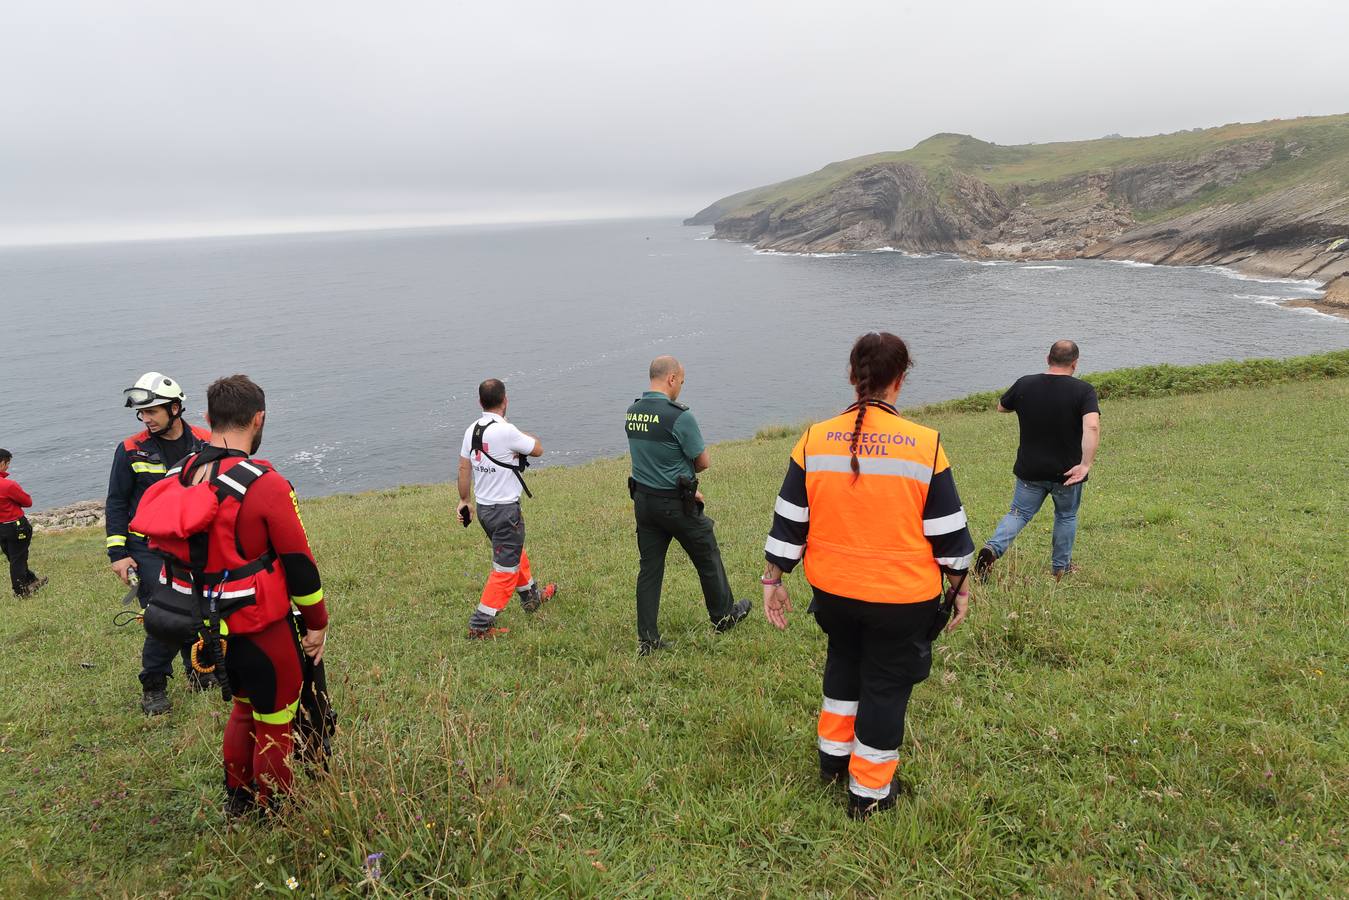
[701,135,1349,313]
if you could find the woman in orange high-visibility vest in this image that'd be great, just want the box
[761,332,975,820]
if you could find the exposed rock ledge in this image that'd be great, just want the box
[29,500,104,532]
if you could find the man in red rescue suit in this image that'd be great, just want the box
[106,372,213,714]
[131,375,328,818]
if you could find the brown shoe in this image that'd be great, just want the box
[18,576,48,598]
[1052,563,1081,582]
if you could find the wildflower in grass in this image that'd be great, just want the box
[365,852,384,882]
[286,876,299,889]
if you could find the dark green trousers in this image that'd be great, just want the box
[633,492,734,642]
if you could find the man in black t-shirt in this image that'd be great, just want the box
[974,341,1101,581]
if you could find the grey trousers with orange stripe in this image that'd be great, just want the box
[812,591,940,800]
[468,502,535,631]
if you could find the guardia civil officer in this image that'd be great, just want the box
[106,372,212,715]
[624,356,750,656]
[761,332,974,819]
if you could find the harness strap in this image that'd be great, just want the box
[209,458,272,501]
[166,549,277,585]
[471,421,534,498]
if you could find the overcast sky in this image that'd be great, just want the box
[3,0,1346,244]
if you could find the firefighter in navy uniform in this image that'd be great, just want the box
[131,374,329,819]
[624,355,750,656]
[761,333,975,820]
[106,372,212,714]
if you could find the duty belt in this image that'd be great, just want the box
[628,477,680,499]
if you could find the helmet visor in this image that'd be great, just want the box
[124,387,170,408]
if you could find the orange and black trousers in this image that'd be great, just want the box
[468,501,535,631]
[812,590,940,801]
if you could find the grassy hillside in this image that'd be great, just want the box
[706,113,1349,223]
[1,362,1346,896]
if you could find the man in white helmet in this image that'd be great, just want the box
[106,372,212,715]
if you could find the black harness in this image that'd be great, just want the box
[142,447,277,702]
[471,420,533,498]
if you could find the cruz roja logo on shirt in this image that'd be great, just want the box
[472,442,499,473]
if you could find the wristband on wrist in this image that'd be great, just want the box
[760,576,782,585]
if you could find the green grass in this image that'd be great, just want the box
[2,363,1347,896]
[712,112,1349,224]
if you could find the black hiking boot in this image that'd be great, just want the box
[637,637,674,657]
[141,677,171,716]
[225,785,256,822]
[820,751,849,787]
[846,778,911,821]
[821,766,848,787]
[186,668,217,693]
[973,547,997,583]
[714,599,752,633]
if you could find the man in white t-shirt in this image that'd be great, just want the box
[457,378,555,638]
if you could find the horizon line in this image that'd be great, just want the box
[0,206,703,251]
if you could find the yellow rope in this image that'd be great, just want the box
[190,637,227,673]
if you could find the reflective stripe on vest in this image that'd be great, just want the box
[798,407,943,603]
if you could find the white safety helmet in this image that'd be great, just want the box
[123,372,186,410]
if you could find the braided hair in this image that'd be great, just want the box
[847,332,913,479]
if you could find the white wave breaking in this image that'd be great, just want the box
[1200,265,1323,292]
[752,248,852,258]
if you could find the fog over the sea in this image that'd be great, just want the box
[3,0,1346,245]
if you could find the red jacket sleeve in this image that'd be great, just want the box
[250,473,327,631]
[3,479,33,509]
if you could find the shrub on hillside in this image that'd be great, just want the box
[906,349,1349,417]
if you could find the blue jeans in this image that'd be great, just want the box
[985,479,1084,571]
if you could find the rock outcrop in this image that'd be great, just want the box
[694,116,1349,315]
[30,500,104,532]
[1320,273,1349,308]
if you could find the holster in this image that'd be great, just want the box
[676,475,700,517]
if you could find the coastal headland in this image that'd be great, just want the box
[688,114,1349,316]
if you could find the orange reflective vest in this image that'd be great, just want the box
[794,404,948,604]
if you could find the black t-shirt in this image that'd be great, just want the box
[151,429,196,469]
[1000,374,1100,483]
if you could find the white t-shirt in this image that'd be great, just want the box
[460,413,537,505]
